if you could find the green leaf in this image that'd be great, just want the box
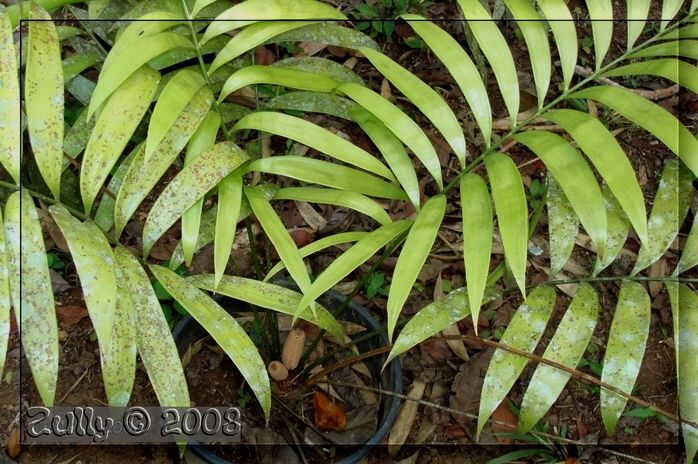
[297,220,412,314]
[659,22,698,40]
[114,86,213,237]
[600,280,650,435]
[660,0,683,30]
[5,191,58,405]
[543,109,648,244]
[62,50,101,82]
[26,4,64,199]
[536,0,577,90]
[272,56,365,84]
[201,0,346,43]
[268,23,378,52]
[88,32,192,118]
[64,108,96,159]
[189,275,345,340]
[0,207,10,377]
[0,9,20,184]
[93,144,141,233]
[50,206,135,406]
[80,66,160,213]
[545,176,579,276]
[584,0,613,69]
[460,174,492,332]
[115,247,189,407]
[266,91,355,120]
[633,159,693,274]
[337,82,442,188]
[146,69,206,163]
[386,286,500,366]
[360,46,466,165]
[603,58,698,94]
[264,232,368,282]
[477,286,556,435]
[513,130,606,257]
[628,40,698,60]
[627,0,651,49]
[232,112,395,182]
[181,110,220,266]
[675,284,698,463]
[593,183,631,275]
[247,156,407,200]
[519,283,599,433]
[214,168,245,288]
[484,153,528,297]
[219,66,339,103]
[274,187,391,225]
[569,86,698,178]
[150,265,270,419]
[208,21,316,74]
[143,141,249,257]
[400,14,492,142]
[676,213,698,275]
[498,2,550,107]
[454,0,519,120]
[387,196,446,339]
[349,106,420,209]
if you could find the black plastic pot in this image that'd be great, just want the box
[172,285,403,464]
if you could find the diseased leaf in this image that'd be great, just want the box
[603,59,698,94]
[143,141,248,257]
[81,66,160,213]
[114,247,189,407]
[536,0,577,89]
[676,213,698,275]
[189,275,345,340]
[26,4,64,199]
[150,265,270,418]
[93,144,141,233]
[0,207,11,376]
[219,66,339,103]
[675,284,698,463]
[232,112,395,181]
[64,108,96,159]
[545,176,579,276]
[600,280,650,435]
[266,91,355,120]
[460,174,492,333]
[114,86,213,237]
[5,191,58,405]
[543,109,648,244]
[484,153,528,297]
[477,286,556,435]
[633,159,693,274]
[297,220,412,314]
[273,187,391,225]
[214,168,244,288]
[247,156,407,200]
[385,287,500,367]
[593,183,631,275]
[387,196,446,339]
[272,56,364,85]
[0,9,20,183]
[267,23,377,51]
[519,283,599,433]
[337,82,442,188]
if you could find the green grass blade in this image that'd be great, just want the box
[143,142,249,258]
[537,0,577,90]
[150,265,270,418]
[247,156,407,200]
[263,232,368,282]
[584,0,613,69]
[401,14,492,143]
[349,106,420,209]
[274,187,391,226]
[337,82,442,188]
[600,280,650,435]
[477,286,556,435]
[182,111,220,266]
[26,4,63,199]
[360,46,466,166]
[460,174,492,333]
[5,191,58,405]
[232,112,395,182]
[189,275,345,340]
[676,284,698,463]
[0,9,19,184]
[603,58,698,94]
[484,153,528,297]
[80,66,160,214]
[593,183,631,275]
[114,247,189,407]
[627,0,651,49]
[570,86,698,178]
[543,109,648,244]
[297,220,412,313]
[214,168,245,288]
[455,0,520,120]
[513,130,606,255]
[633,159,693,274]
[0,207,8,376]
[387,196,446,339]
[519,283,599,433]
[545,176,579,276]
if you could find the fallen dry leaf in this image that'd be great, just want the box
[313,390,346,431]
[7,424,21,458]
[56,305,89,326]
[490,400,518,443]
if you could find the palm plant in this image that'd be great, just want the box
[1,0,697,461]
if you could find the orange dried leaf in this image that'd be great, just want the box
[313,390,346,431]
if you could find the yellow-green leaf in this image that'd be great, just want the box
[214,168,244,288]
[675,284,698,463]
[0,207,10,376]
[0,8,19,184]
[584,0,613,69]
[545,176,579,276]
[593,183,631,275]
[676,214,698,275]
[627,0,651,49]
[660,0,683,30]
[93,144,141,233]
[603,58,698,94]
[537,0,577,90]
[628,40,698,60]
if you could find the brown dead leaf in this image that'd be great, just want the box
[313,390,346,431]
[298,41,327,57]
[380,78,391,99]
[490,400,518,443]
[7,424,21,458]
[254,45,275,65]
[56,305,89,326]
